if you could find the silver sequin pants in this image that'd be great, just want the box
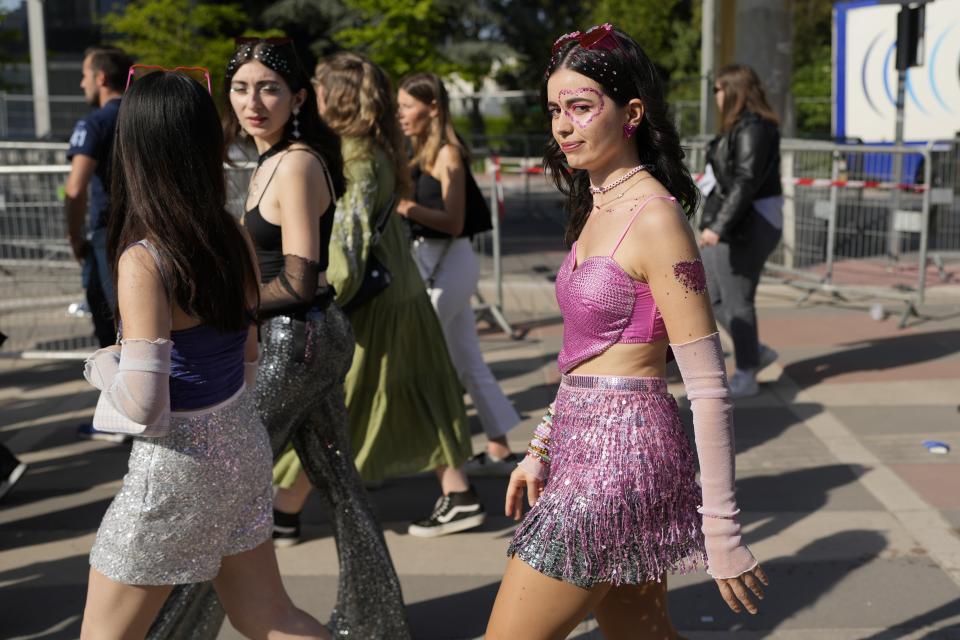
[148,300,410,639]
[91,387,273,585]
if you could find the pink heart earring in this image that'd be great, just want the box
[623,123,637,139]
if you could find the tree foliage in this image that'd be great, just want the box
[102,0,261,98]
[334,0,452,79]
[792,0,833,137]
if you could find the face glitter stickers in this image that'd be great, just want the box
[673,259,708,296]
[557,87,605,129]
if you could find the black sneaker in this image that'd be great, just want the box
[463,451,522,478]
[407,487,486,538]
[272,509,301,548]
[0,448,26,502]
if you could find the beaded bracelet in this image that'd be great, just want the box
[524,404,555,465]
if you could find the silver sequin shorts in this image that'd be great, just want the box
[90,387,273,585]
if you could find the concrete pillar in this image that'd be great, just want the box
[26,0,51,139]
[700,0,717,137]
[733,0,795,137]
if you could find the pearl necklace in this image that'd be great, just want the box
[589,164,649,194]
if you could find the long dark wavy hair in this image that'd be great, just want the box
[108,72,259,333]
[544,26,699,245]
[222,40,345,198]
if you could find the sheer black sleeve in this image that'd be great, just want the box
[259,254,321,318]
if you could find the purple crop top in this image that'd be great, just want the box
[555,195,675,373]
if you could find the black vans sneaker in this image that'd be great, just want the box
[407,487,486,538]
[272,509,301,548]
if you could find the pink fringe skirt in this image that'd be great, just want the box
[508,374,706,588]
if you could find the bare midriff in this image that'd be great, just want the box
[568,338,669,378]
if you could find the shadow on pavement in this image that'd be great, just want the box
[668,529,887,632]
[0,553,87,639]
[857,596,960,639]
[783,329,960,388]
[406,579,500,639]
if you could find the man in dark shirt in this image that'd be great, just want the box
[65,46,131,441]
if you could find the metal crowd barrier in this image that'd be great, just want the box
[0,152,514,357]
[683,138,960,327]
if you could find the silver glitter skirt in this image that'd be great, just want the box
[146,298,411,640]
[90,387,273,585]
[508,374,706,588]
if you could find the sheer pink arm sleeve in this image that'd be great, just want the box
[84,338,172,426]
[670,332,758,579]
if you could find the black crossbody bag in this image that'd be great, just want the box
[342,194,397,314]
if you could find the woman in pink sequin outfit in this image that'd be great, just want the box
[486,25,770,638]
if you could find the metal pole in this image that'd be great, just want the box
[916,141,933,304]
[490,159,503,310]
[26,0,51,139]
[699,0,715,136]
[825,150,839,283]
[888,66,907,259]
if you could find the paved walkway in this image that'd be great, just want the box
[3,195,960,637]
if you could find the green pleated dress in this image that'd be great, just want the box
[273,138,472,486]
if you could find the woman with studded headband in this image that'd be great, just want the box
[485,24,769,638]
[147,39,409,639]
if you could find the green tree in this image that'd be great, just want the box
[335,0,452,80]
[792,0,832,137]
[102,0,253,98]
[589,0,701,100]
[260,0,353,63]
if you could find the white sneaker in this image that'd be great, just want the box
[757,344,779,371]
[729,369,759,398]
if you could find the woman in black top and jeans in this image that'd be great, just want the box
[699,64,783,399]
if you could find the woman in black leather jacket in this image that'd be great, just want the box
[699,64,783,398]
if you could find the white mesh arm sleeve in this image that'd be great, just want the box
[84,338,172,426]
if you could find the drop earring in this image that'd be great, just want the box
[623,123,637,139]
[292,107,301,139]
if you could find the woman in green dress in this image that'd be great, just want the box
[272,52,487,540]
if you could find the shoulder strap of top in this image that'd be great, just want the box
[254,155,285,209]
[286,147,336,200]
[610,195,678,258]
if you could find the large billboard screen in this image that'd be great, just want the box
[835,0,960,142]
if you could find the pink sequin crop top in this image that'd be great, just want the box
[555,195,675,373]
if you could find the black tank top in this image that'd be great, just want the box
[407,165,452,239]
[244,144,336,282]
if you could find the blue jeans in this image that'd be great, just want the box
[83,227,116,348]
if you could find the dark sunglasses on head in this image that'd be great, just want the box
[125,64,211,94]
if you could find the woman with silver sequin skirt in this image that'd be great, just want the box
[146,41,408,640]
[486,25,769,639]
[80,71,329,639]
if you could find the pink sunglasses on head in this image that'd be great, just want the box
[125,64,212,94]
[552,23,621,57]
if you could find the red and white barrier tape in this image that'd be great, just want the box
[691,173,925,192]
[501,164,926,192]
